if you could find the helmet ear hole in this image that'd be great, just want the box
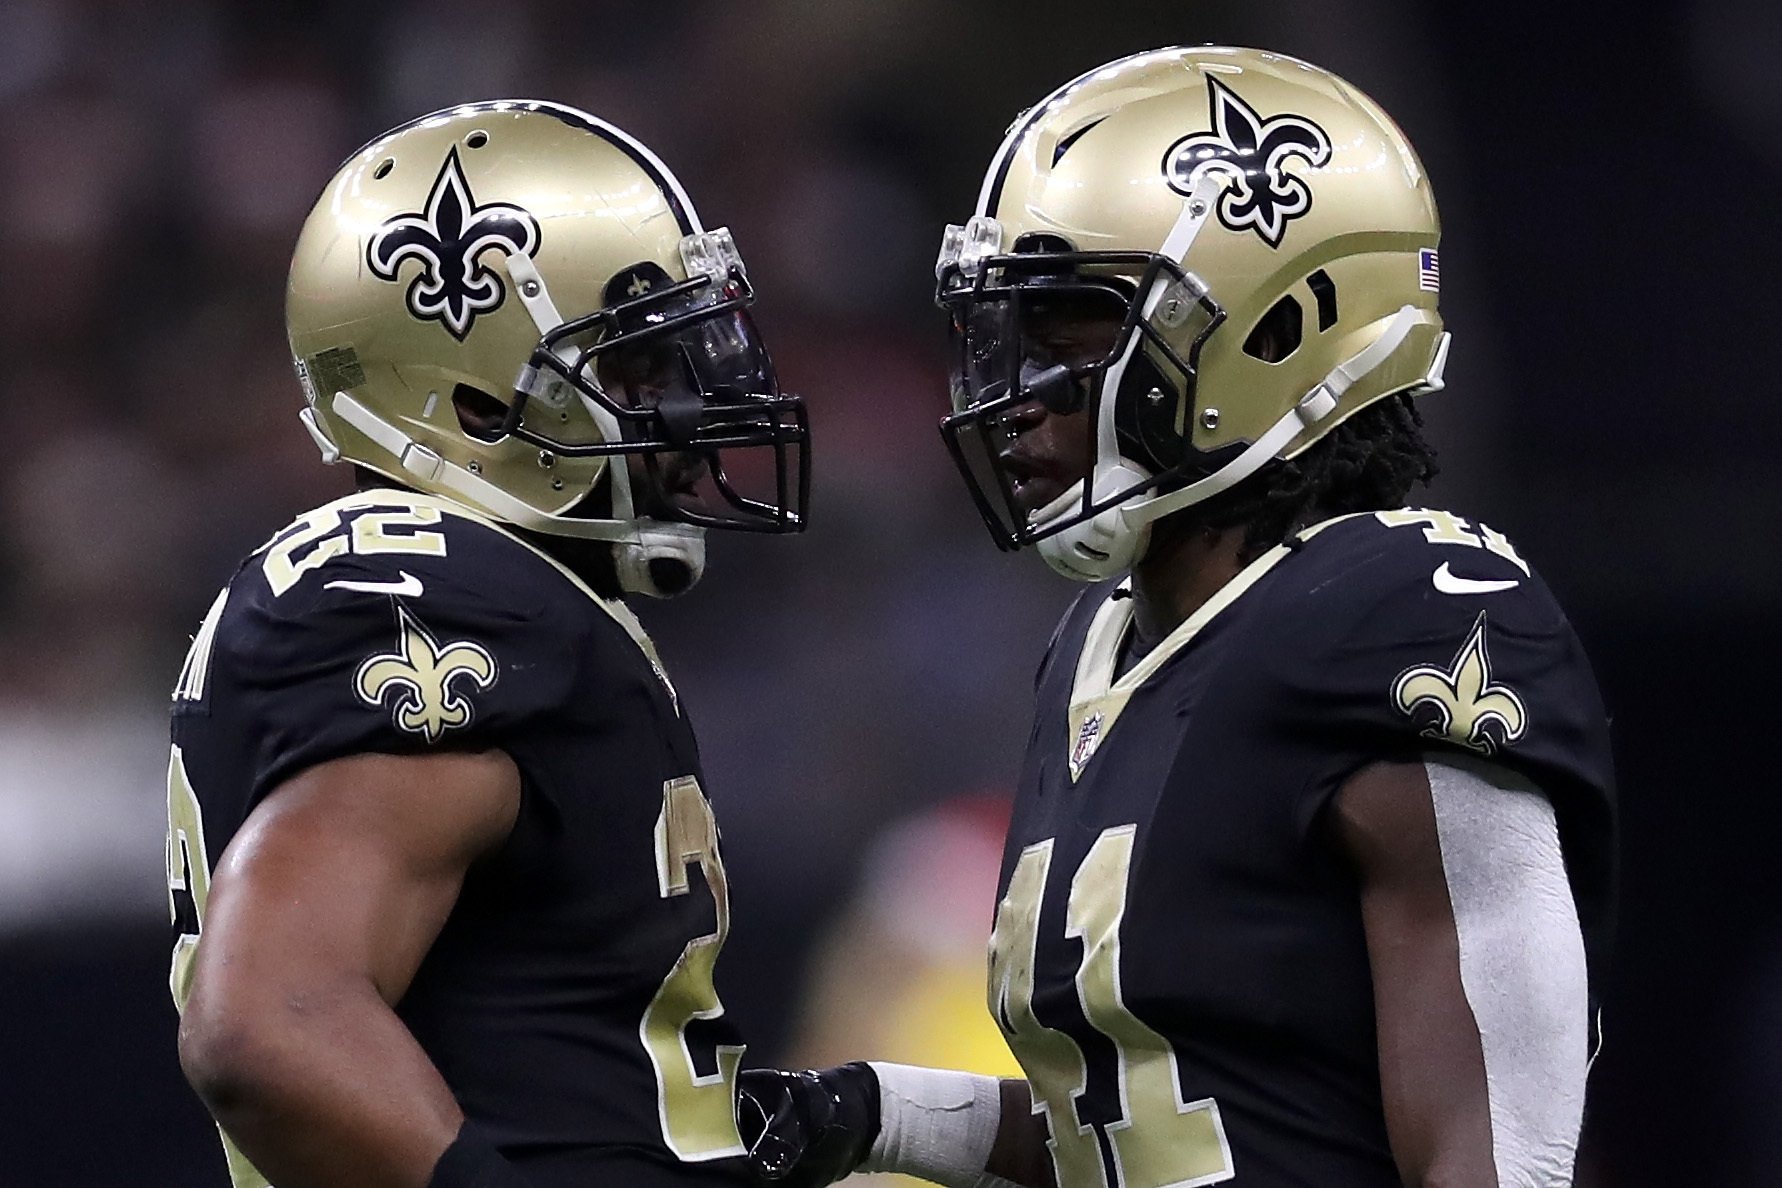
[452,383,510,442]
[1243,295,1303,363]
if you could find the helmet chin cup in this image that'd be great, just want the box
[1038,508,1151,582]
[1034,462,1154,582]
[614,522,707,599]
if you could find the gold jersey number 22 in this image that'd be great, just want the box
[643,776,747,1161]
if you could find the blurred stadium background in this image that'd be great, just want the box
[1,0,1777,1183]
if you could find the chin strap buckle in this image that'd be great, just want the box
[399,443,444,482]
[1295,385,1339,428]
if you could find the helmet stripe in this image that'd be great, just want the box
[340,100,703,236]
[519,101,704,235]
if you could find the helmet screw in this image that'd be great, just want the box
[467,460,483,474]
[521,279,541,298]
[1201,408,1221,431]
[1146,387,1166,405]
[537,450,556,468]
[551,478,564,491]
[1189,200,1208,218]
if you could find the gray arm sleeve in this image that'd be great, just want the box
[1427,756,1589,1188]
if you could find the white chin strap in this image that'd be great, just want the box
[1036,304,1445,583]
[302,249,709,600]
[323,391,706,598]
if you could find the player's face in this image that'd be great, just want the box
[995,298,1123,514]
[597,335,715,518]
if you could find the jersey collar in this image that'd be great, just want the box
[1063,513,1364,783]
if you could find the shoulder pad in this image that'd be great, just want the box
[206,493,590,805]
[1263,508,1606,772]
[1357,506,1534,580]
[247,490,564,612]
[1285,508,1561,637]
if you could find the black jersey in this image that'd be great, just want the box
[987,509,1615,1188]
[166,489,748,1188]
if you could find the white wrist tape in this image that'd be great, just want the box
[861,1063,1015,1188]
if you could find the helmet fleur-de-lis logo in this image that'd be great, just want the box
[1393,613,1528,755]
[367,148,540,341]
[1163,77,1332,248]
[353,605,497,742]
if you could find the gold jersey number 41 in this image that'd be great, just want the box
[990,827,1235,1188]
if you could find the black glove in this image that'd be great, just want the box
[735,1063,881,1187]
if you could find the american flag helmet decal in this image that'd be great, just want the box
[1418,247,1440,293]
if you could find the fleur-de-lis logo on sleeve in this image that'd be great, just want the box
[354,605,497,742]
[367,148,540,340]
[1163,77,1332,248]
[1392,613,1528,755]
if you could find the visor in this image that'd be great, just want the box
[511,262,808,533]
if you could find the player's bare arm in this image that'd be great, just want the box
[1331,759,1495,1185]
[1333,758,1590,1187]
[987,1079,1055,1188]
[179,749,520,1188]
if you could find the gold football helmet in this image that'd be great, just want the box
[288,101,808,597]
[936,47,1448,581]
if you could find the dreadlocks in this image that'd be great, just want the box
[1185,393,1439,563]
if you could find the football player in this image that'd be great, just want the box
[166,101,807,1188]
[737,47,1613,1188]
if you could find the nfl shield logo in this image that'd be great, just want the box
[1069,711,1104,780]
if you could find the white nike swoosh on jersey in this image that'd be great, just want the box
[323,571,424,597]
[1432,562,1519,595]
